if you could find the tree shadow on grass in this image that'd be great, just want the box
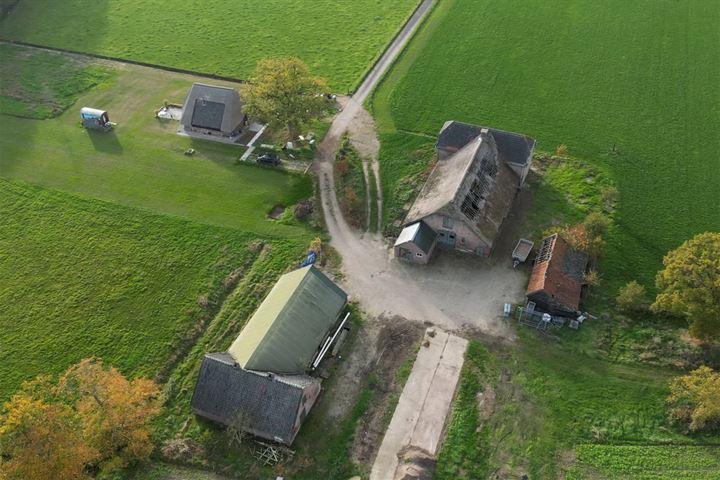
[86,129,123,154]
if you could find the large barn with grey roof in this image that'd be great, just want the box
[191,265,348,445]
[396,121,536,261]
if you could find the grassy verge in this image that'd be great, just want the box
[376,132,435,234]
[436,331,720,479]
[334,136,368,229]
[434,341,493,479]
[367,166,378,233]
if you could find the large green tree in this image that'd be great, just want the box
[667,366,720,432]
[651,232,720,339]
[242,57,330,140]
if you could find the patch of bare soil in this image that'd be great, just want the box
[395,446,436,480]
[350,317,425,467]
[476,384,496,423]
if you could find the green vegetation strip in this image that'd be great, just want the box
[565,445,720,480]
[0,178,264,401]
[0,0,421,91]
[376,132,435,233]
[434,341,492,479]
[372,0,720,291]
[334,137,368,229]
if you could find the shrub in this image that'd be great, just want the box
[601,186,619,211]
[667,366,720,432]
[583,211,611,239]
[544,212,611,260]
[652,232,720,340]
[584,269,601,287]
[616,281,648,313]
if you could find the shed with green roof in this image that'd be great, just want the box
[228,265,347,374]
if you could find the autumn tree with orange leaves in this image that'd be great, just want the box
[0,359,161,480]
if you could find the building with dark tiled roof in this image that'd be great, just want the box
[398,122,536,258]
[526,234,590,315]
[191,352,320,445]
[190,266,348,445]
[180,83,246,139]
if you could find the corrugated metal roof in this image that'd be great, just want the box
[395,222,421,246]
[228,266,347,374]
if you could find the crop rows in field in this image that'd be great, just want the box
[566,444,720,479]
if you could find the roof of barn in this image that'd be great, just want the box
[191,352,317,445]
[437,121,536,166]
[228,266,347,374]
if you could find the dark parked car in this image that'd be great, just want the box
[256,153,281,166]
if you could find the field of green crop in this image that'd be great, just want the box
[372,0,720,292]
[0,45,313,239]
[0,0,420,91]
[0,178,263,401]
[565,444,720,479]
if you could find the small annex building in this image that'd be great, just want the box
[526,234,590,316]
[394,220,438,264]
[191,265,348,445]
[401,122,536,258]
[179,83,246,139]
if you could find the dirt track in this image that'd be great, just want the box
[314,97,525,336]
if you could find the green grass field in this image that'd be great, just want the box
[0,45,313,239]
[0,44,111,118]
[0,178,263,401]
[0,0,420,91]
[372,0,720,293]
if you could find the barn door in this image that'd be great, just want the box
[438,229,456,247]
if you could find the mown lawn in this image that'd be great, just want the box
[0,0,420,91]
[372,0,720,293]
[0,45,313,239]
[0,178,266,401]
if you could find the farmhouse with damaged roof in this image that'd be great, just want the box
[179,83,246,139]
[396,121,536,261]
[191,266,348,445]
